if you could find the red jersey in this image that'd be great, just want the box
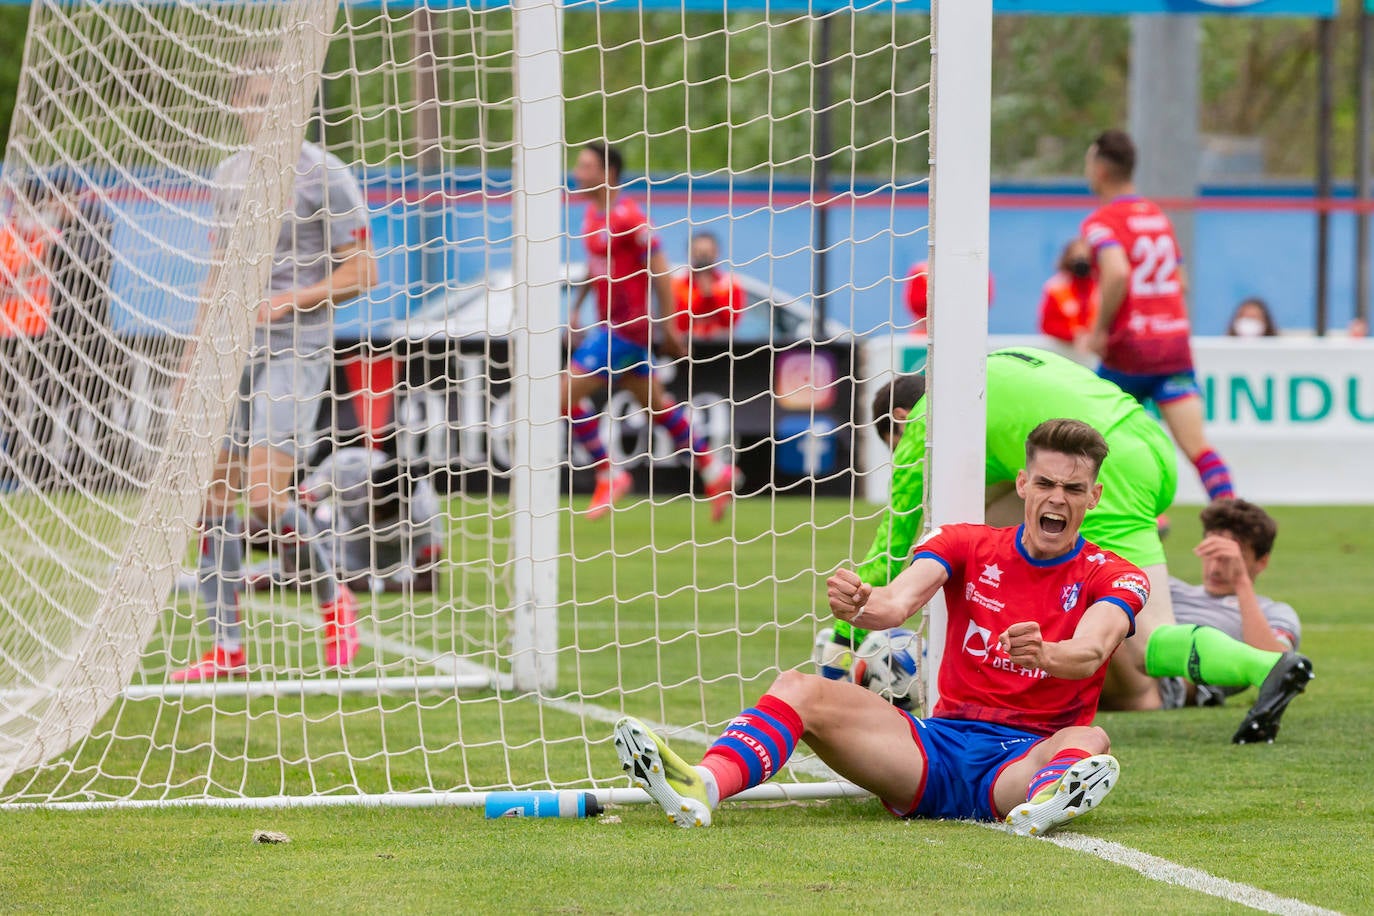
[671,269,745,336]
[913,523,1147,736]
[1081,196,1192,374]
[1038,271,1098,344]
[581,196,660,346]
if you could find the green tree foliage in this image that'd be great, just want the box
[0,3,1361,181]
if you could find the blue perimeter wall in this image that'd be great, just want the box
[100,171,1367,339]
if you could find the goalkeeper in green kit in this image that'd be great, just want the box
[818,347,1312,743]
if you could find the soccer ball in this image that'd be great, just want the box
[849,627,923,711]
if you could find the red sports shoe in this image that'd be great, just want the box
[321,584,360,668]
[703,463,742,523]
[586,469,633,521]
[169,646,247,683]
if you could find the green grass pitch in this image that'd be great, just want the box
[0,498,1369,913]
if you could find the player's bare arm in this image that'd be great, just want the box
[649,248,686,358]
[828,556,948,632]
[258,238,377,323]
[1090,243,1129,351]
[1195,535,1289,652]
[999,601,1130,680]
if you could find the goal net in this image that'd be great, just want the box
[0,0,981,811]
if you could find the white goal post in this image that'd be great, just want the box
[0,0,989,811]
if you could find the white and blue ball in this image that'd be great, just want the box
[849,627,923,711]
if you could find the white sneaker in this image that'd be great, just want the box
[1005,754,1119,837]
[613,716,713,828]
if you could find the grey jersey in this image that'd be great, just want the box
[212,142,369,351]
[302,448,442,554]
[1168,578,1302,650]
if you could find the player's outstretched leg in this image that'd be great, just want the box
[1233,652,1314,744]
[1006,754,1120,838]
[614,717,714,828]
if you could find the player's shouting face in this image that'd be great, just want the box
[1014,449,1102,560]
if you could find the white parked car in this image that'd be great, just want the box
[385,263,849,344]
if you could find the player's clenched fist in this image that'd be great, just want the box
[826,569,872,624]
[999,621,1047,669]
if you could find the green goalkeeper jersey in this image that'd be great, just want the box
[856,346,1178,589]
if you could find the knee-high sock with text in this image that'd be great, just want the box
[698,694,804,801]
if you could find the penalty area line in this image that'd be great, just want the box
[988,825,1342,916]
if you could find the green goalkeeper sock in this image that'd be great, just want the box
[1144,624,1282,690]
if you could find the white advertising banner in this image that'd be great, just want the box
[861,335,1374,506]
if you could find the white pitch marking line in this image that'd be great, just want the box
[1038,832,1342,916]
[244,599,1341,916]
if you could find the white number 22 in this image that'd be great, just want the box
[1130,234,1180,298]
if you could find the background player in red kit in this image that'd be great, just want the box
[614,419,1145,836]
[1082,129,1234,502]
[567,142,739,520]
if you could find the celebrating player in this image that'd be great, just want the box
[1160,500,1311,742]
[1082,129,1234,502]
[815,347,1311,742]
[617,419,1143,834]
[566,142,738,521]
[173,70,378,681]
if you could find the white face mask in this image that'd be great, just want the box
[1231,316,1267,338]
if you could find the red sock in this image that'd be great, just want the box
[1026,747,1091,801]
[700,694,804,801]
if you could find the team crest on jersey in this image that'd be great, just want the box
[1060,582,1082,612]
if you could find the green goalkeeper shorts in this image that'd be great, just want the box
[1081,412,1177,569]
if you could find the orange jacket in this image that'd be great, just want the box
[671,269,745,336]
[1038,271,1098,344]
[0,220,52,337]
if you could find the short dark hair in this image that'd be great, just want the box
[870,374,927,444]
[1091,129,1136,181]
[584,141,623,180]
[1024,418,1109,478]
[369,458,412,523]
[1200,498,1277,559]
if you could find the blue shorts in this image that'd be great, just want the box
[570,327,651,378]
[1097,365,1200,406]
[888,716,1042,822]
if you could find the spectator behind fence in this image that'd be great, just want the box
[904,260,993,335]
[1038,239,1099,365]
[1226,297,1278,338]
[671,232,744,338]
[0,177,56,487]
[28,170,120,489]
